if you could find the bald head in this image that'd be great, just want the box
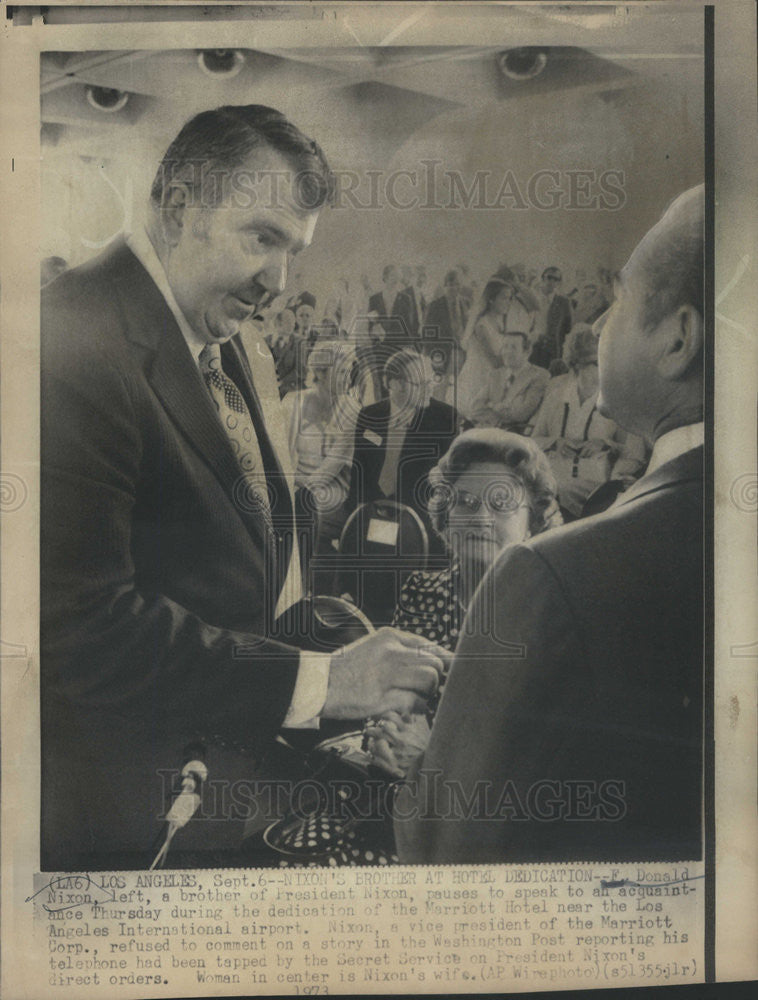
[636,185,704,336]
[595,185,705,441]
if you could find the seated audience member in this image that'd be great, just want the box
[530,266,573,370]
[346,349,462,531]
[366,430,560,775]
[531,325,645,518]
[266,307,305,397]
[421,269,469,379]
[287,343,357,557]
[469,331,549,432]
[394,185,705,864]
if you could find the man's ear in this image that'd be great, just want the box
[160,183,191,247]
[656,304,703,380]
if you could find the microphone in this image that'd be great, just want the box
[164,759,208,829]
[149,746,208,870]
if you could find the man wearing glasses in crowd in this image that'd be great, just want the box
[531,265,574,370]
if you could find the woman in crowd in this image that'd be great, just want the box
[456,275,515,418]
[286,342,357,560]
[530,324,646,520]
[365,428,561,776]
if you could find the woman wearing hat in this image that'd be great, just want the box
[530,324,646,519]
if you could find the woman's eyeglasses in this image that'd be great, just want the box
[429,482,528,517]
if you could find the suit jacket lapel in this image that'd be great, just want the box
[110,241,274,554]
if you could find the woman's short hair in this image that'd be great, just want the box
[428,428,559,537]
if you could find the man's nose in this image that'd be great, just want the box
[258,251,288,298]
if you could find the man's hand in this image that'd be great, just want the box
[364,711,432,778]
[322,628,452,719]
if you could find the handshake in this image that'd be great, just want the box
[322,627,452,720]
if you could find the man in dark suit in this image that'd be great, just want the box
[40,105,449,869]
[530,266,573,369]
[394,185,705,863]
[368,264,400,322]
[420,268,468,378]
[393,264,428,344]
[347,349,462,523]
[265,307,306,396]
[368,264,415,353]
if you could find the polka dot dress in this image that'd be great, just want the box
[391,564,464,653]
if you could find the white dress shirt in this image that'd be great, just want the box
[127,228,329,727]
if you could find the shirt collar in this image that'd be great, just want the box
[647,422,704,475]
[126,226,208,366]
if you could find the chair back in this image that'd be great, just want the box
[334,500,430,626]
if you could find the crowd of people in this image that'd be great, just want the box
[257,256,647,558]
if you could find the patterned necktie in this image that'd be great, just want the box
[199,343,273,532]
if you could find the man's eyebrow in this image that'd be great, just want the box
[241,220,306,250]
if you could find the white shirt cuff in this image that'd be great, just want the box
[282,652,331,728]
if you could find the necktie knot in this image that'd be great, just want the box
[200,344,246,414]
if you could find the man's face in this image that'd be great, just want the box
[595,254,660,434]
[501,335,528,370]
[512,263,527,284]
[416,266,427,288]
[164,148,319,344]
[296,303,314,330]
[401,266,413,286]
[384,267,399,290]
[541,270,562,296]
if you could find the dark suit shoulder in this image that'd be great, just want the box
[526,467,702,619]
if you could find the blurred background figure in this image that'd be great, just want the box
[265,307,306,398]
[469,331,549,432]
[530,266,573,370]
[293,291,317,348]
[421,269,469,384]
[346,349,462,538]
[457,274,515,418]
[531,325,646,519]
[287,342,357,563]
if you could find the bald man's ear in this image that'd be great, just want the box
[160,183,191,247]
[656,304,704,380]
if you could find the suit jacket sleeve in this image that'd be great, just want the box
[506,368,550,424]
[41,310,300,757]
[394,543,585,863]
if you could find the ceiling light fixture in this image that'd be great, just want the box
[497,47,549,81]
[197,50,246,78]
[85,86,130,113]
